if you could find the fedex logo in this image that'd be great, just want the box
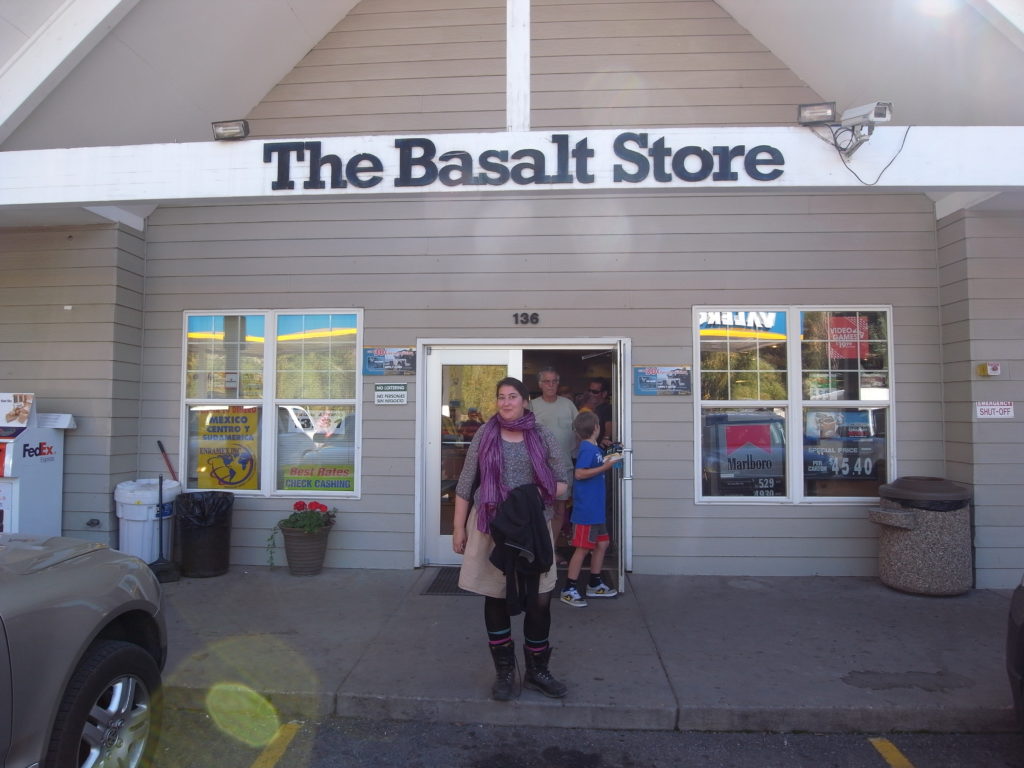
[23,442,55,458]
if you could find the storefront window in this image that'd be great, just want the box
[699,310,787,401]
[800,310,889,497]
[701,407,787,497]
[697,308,891,501]
[184,311,361,496]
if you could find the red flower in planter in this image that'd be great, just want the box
[268,500,338,566]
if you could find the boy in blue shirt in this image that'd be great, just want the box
[560,411,622,607]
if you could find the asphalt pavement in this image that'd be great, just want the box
[159,567,1016,733]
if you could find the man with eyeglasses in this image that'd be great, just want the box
[530,366,578,544]
[581,378,614,450]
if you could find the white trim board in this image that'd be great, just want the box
[3,127,1024,212]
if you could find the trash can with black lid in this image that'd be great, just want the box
[174,491,233,577]
[869,476,973,595]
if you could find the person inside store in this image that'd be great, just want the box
[459,407,485,442]
[580,377,614,449]
[452,377,570,701]
[529,367,578,547]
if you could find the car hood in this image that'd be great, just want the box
[0,534,108,577]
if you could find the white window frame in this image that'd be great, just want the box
[693,305,894,504]
[181,309,363,498]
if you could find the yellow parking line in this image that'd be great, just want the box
[869,737,915,768]
[250,722,301,768]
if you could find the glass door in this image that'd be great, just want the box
[424,348,522,565]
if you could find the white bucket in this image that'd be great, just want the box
[115,478,180,563]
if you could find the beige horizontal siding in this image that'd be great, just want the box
[938,209,1024,588]
[250,0,821,139]
[0,224,145,532]
[532,0,820,129]
[142,188,945,575]
[250,0,505,138]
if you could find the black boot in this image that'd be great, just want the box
[488,642,518,701]
[523,646,568,698]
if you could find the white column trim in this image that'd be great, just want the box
[506,0,530,132]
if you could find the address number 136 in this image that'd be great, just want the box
[513,312,540,325]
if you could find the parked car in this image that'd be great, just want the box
[0,534,166,768]
[1007,575,1024,728]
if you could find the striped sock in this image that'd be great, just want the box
[488,627,512,648]
[524,636,549,654]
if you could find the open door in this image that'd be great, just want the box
[423,347,522,565]
[418,340,631,581]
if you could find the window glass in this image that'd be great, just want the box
[803,406,888,497]
[800,311,889,401]
[701,407,787,498]
[698,311,787,400]
[185,315,264,399]
[186,405,261,490]
[184,310,361,496]
[276,404,356,493]
[697,307,892,501]
[276,314,358,399]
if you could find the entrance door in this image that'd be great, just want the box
[423,347,522,565]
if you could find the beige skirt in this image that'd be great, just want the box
[458,505,557,598]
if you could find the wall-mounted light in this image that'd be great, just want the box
[211,119,250,140]
[797,102,837,125]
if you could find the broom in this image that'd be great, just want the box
[149,474,180,583]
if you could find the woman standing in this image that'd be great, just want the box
[453,376,570,701]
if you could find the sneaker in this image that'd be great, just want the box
[560,587,588,607]
[586,581,618,598]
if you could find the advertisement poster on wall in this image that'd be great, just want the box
[196,406,260,490]
[363,346,416,375]
[633,366,692,396]
[0,393,33,438]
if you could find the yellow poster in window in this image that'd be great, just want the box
[197,406,259,490]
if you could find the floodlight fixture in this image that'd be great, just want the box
[211,119,250,140]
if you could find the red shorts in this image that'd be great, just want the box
[571,523,610,550]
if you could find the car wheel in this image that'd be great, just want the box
[44,639,161,768]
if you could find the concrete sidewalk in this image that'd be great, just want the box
[160,567,1016,733]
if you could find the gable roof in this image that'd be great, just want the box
[1,0,1022,225]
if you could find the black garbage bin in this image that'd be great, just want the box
[174,491,233,577]
[869,476,973,595]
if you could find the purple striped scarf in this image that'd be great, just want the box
[474,410,556,533]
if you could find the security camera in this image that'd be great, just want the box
[840,101,893,128]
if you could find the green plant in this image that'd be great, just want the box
[266,500,337,566]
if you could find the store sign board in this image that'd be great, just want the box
[976,401,1014,418]
[6,127,1024,211]
[263,133,784,193]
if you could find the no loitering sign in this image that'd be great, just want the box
[375,383,408,405]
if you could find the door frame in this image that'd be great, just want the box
[414,337,633,577]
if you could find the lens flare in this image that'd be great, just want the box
[205,682,280,746]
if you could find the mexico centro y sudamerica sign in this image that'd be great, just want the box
[263,132,784,192]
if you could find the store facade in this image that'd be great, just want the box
[2,0,1023,586]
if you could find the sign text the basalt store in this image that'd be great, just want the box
[263,132,784,192]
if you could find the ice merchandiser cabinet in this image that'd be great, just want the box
[0,393,75,536]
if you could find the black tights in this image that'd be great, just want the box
[484,591,552,651]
